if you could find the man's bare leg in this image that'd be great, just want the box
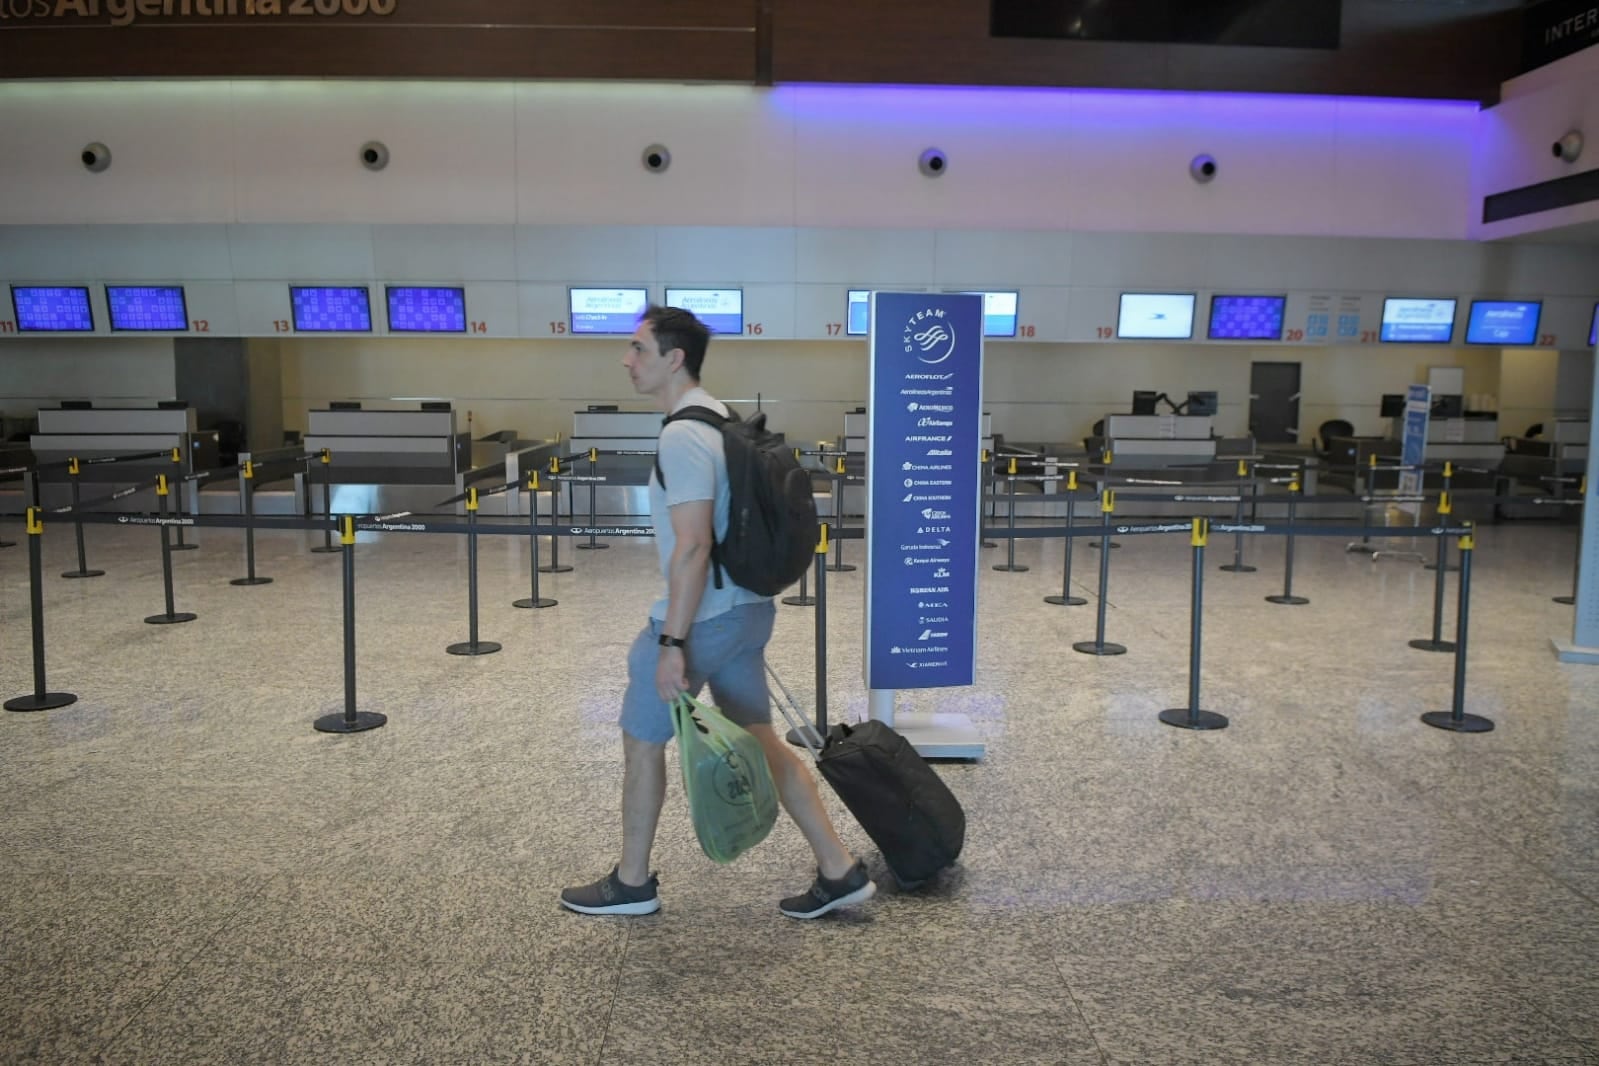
[617,733,666,886]
[746,723,854,880]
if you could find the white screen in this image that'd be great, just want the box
[1118,293,1196,339]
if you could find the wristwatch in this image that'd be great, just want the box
[658,634,687,649]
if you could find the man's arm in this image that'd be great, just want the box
[655,498,714,700]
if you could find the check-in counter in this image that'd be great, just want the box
[1500,420,1588,517]
[1102,414,1216,466]
[25,406,217,512]
[300,407,467,516]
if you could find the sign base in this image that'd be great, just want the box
[1551,639,1599,665]
[892,712,985,760]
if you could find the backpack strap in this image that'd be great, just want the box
[653,405,736,590]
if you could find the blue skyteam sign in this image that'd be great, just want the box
[865,292,984,690]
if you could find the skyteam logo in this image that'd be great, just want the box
[903,308,956,365]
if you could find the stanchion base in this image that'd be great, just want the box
[1421,711,1494,733]
[5,692,77,712]
[310,546,342,555]
[0,540,16,548]
[1088,541,1123,550]
[1218,564,1257,573]
[1265,595,1309,606]
[230,577,274,587]
[62,569,106,579]
[981,540,998,548]
[145,612,197,625]
[1158,707,1229,731]
[781,595,817,606]
[538,564,574,574]
[993,564,1030,572]
[575,543,610,551]
[513,597,558,609]
[447,640,502,656]
[1346,543,1378,556]
[1408,638,1457,653]
[826,563,857,573]
[1423,563,1460,573]
[170,543,199,552]
[314,710,388,734]
[1553,595,1576,605]
[1073,640,1127,656]
[1044,594,1087,606]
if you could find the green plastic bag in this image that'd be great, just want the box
[670,693,778,864]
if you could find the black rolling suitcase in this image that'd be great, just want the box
[769,667,965,888]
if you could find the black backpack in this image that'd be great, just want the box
[653,406,819,596]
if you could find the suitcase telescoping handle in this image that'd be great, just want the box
[765,662,825,759]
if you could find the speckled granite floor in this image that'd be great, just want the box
[1,514,1596,1065]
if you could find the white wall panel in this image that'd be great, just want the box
[232,82,517,225]
[933,231,1072,286]
[1333,99,1477,239]
[657,228,797,285]
[227,225,376,281]
[0,82,235,224]
[372,226,518,282]
[515,226,656,285]
[515,85,796,227]
[796,230,937,284]
[0,225,234,281]
[0,338,174,406]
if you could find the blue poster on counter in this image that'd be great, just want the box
[1398,383,1431,509]
[865,292,984,690]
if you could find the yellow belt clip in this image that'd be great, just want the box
[1236,458,1248,478]
[1459,520,1475,552]
[550,456,561,474]
[467,487,479,513]
[242,460,255,480]
[1101,489,1115,513]
[1007,456,1018,476]
[1443,461,1454,479]
[1437,490,1452,516]
[170,446,181,463]
[68,457,80,477]
[157,474,169,497]
[527,471,541,492]
[320,448,331,465]
[26,507,43,536]
[341,515,356,546]
[1191,517,1209,548]
[588,448,598,464]
[835,457,846,475]
[1290,478,1301,494]
[1067,469,1078,492]
[1102,448,1114,465]
[816,523,830,554]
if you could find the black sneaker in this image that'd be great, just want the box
[779,859,876,919]
[559,867,661,916]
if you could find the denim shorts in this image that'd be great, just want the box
[619,600,776,744]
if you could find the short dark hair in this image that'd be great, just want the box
[641,305,710,380]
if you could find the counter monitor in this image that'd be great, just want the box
[1207,294,1285,341]
[665,288,743,334]
[569,287,648,335]
[1186,390,1219,417]
[107,285,188,332]
[1118,293,1196,339]
[290,286,372,333]
[847,290,871,336]
[1465,300,1540,346]
[1379,297,1456,343]
[12,286,94,332]
[952,290,1019,337]
[387,287,466,333]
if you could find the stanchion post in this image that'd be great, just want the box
[1266,476,1309,606]
[514,471,557,609]
[447,486,502,656]
[981,450,997,548]
[789,523,831,748]
[1555,475,1585,605]
[1160,519,1227,731]
[5,508,78,713]
[994,456,1029,572]
[1220,457,1256,573]
[230,459,273,587]
[61,457,105,579]
[1045,470,1086,606]
[315,515,388,734]
[145,474,197,625]
[311,449,340,554]
[828,457,856,572]
[540,455,573,574]
[1409,492,1457,653]
[1422,525,1493,733]
[1424,463,1459,572]
[1074,490,1127,656]
[169,447,197,551]
[577,447,608,551]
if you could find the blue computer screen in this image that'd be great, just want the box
[1465,300,1540,346]
[569,288,648,334]
[12,286,95,332]
[290,287,373,332]
[1207,295,1285,341]
[847,290,871,336]
[387,287,467,333]
[107,286,188,331]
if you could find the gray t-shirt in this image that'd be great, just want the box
[649,387,771,622]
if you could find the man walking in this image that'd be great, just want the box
[560,305,876,920]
